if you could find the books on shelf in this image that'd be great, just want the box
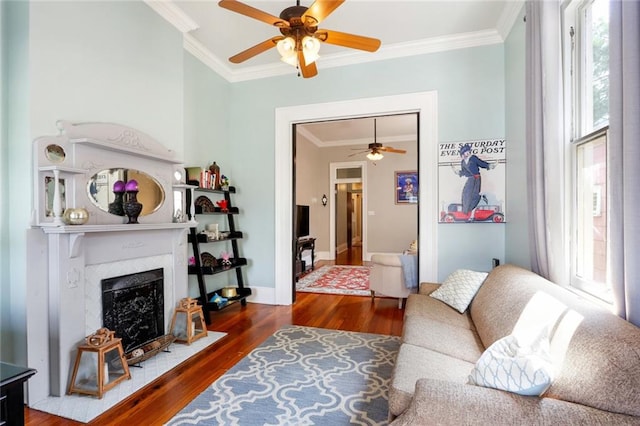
[186,167,216,189]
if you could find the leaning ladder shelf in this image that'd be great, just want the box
[187,186,251,324]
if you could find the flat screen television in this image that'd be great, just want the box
[295,205,310,239]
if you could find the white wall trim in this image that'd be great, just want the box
[496,0,525,40]
[183,34,234,81]
[181,28,503,83]
[143,0,199,33]
[275,92,439,306]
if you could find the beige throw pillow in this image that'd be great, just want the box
[430,269,488,313]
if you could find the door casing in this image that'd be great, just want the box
[275,92,439,305]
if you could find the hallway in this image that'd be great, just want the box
[335,245,364,266]
[313,245,365,269]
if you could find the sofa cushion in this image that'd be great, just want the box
[390,378,640,426]
[430,269,488,313]
[405,294,476,331]
[468,326,555,396]
[402,315,484,363]
[388,343,474,417]
[470,264,640,417]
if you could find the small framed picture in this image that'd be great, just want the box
[396,171,418,204]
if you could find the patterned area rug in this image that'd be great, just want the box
[168,325,400,426]
[296,265,371,296]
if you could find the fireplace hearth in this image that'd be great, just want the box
[102,268,165,354]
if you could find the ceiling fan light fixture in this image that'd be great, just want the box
[301,36,320,65]
[367,151,384,161]
[277,37,297,66]
[280,53,298,67]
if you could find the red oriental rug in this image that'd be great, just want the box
[296,265,371,296]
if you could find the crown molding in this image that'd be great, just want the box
[299,125,416,149]
[148,0,506,84]
[144,0,199,33]
[297,127,324,146]
[317,134,417,148]
[496,0,525,40]
[211,29,504,82]
[183,34,236,81]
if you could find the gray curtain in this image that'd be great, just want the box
[609,0,640,327]
[525,0,567,284]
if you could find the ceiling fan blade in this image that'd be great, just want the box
[379,146,407,154]
[301,0,345,26]
[218,0,290,28]
[316,29,381,52]
[229,37,283,64]
[298,50,318,78]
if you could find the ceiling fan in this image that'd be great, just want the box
[218,0,381,78]
[350,118,407,161]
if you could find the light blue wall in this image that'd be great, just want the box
[1,0,30,364]
[1,1,521,364]
[2,1,187,365]
[183,52,231,167]
[504,5,530,269]
[227,45,506,284]
[0,0,8,361]
[28,1,184,144]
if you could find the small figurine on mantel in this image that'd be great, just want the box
[209,161,221,190]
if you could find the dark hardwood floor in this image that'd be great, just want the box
[25,260,402,425]
[334,245,364,266]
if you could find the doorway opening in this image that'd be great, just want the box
[333,165,365,266]
[275,91,439,306]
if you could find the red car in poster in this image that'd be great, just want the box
[440,203,505,223]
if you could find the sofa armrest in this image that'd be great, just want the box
[418,282,439,295]
[371,254,402,267]
[390,378,639,425]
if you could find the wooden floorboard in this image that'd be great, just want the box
[25,273,404,425]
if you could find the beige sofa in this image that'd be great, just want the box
[389,264,640,425]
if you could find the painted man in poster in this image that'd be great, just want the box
[451,143,496,221]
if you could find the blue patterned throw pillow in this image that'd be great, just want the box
[429,269,488,313]
[468,326,556,396]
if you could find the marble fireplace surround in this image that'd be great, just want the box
[27,122,193,404]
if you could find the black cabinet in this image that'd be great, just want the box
[1,362,36,426]
[187,186,251,323]
[295,237,316,279]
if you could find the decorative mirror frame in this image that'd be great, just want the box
[33,121,188,227]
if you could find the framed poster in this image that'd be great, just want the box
[395,171,418,204]
[438,139,506,223]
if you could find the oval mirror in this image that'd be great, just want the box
[45,144,66,163]
[87,169,165,217]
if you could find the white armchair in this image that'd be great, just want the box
[369,254,413,309]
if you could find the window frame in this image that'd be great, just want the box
[563,0,611,303]
[569,127,611,302]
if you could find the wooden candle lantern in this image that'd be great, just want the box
[170,297,208,344]
[67,327,131,399]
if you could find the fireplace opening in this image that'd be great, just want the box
[102,268,164,354]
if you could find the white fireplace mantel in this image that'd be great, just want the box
[27,122,193,404]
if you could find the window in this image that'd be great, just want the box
[564,0,610,302]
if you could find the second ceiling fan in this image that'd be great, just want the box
[351,118,407,161]
[218,0,381,78]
